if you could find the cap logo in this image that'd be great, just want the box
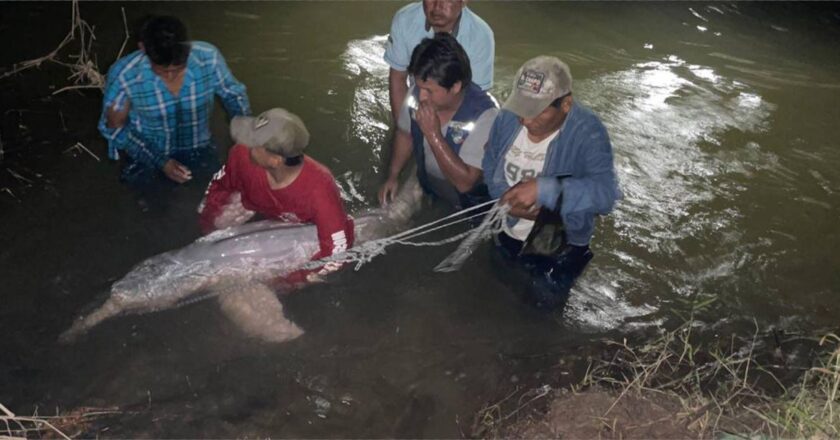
[255,115,269,129]
[517,70,545,94]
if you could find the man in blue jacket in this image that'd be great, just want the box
[483,56,621,309]
[379,33,498,210]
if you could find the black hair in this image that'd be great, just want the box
[284,155,303,167]
[407,32,471,90]
[140,15,190,66]
[550,92,573,109]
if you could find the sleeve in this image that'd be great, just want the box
[284,178,352,284]
[97,62,130,160]
[210,46,251,117]
[98,59,169,168]
[198,150,249,234]
[482,113,511,199]
[459,107,498,169]
[540,123,621,244]
[468,20,495,91]
[383,9,411,71]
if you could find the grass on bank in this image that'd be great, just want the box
[473,302,840,438]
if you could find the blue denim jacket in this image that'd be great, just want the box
[483,103,621,246]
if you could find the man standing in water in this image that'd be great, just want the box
[379,33,498,210]
[384,0,494,123]
[198,108,353,283]
[98,15,250,184]
[483,56,621,309]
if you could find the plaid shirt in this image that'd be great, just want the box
[98,41,250,169]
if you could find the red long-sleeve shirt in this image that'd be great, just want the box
[199,145,354,282]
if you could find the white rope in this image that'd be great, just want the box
[299,199,507,272]
[434,202,510,272]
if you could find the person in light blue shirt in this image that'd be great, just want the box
[483,56,621,310]
[384,0,494,123]
[98,15,250,184]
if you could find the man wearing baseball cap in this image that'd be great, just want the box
[198,108,354,283]
[483,56,621,310]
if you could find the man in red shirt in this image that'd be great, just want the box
[198,108,354,282]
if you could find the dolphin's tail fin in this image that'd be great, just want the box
[215,279,304,343]
[58,298,122,344]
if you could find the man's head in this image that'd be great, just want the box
[408,33,471,110]
[230,108,310,168]
[139,15,190,80]
[504,56,574,138]
[423,0,465,32]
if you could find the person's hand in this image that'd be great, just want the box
[105,97,131,129]
[378,175,400,207]
[501,179,539,212]
[415,101,442,139]
[212,192,255,230]
[162,159,193,183]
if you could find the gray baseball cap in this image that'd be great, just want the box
[230,108,310,158]
[503,56,572,119]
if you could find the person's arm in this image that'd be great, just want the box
[416,102,481,193]
[388,68,409,123]
[383,10,411,123]
[379,94,415,205]
[207,43,251,117]
[198,149,254,233]
[379,128,413,205]
[481,112,511,199]
[284,180,352,284]
[537,127,619,216]
[98,61,133,160]
[469,22,495,91]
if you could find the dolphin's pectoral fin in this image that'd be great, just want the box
[214,279,304,343]
[58,298,122,344]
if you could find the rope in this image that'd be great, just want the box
[298,199,505,272]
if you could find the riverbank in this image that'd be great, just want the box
[474,316,840,439]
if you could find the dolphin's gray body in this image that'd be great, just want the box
[60,176,423,343]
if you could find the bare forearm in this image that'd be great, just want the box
[427,132,481,193]
[388,69,409,123]
[387,130,413,179]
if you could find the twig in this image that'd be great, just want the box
[64,142,101,162]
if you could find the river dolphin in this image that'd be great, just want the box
[59,175,423,343]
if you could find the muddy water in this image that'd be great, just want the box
[1,2,839,437]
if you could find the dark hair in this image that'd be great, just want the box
[283,155,303,167]
[407,33,471,90]
[140,15,189,66]
[550,92,572,109]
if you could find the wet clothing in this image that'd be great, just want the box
[495,232,593,311]
[199,145,354,281]
[483,103,620,309]
[398,83,498,208]
[384,2,495,91]
[483,104,621,246]
[99,42,250,171]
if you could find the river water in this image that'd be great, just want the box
[1,2,839,437]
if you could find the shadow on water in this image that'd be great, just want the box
[2,1,840,437]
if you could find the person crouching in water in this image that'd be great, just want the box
[483,57,621,310]
[198,108,353,284]
[379,32,499,211]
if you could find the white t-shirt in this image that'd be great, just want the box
[503,127,558,241]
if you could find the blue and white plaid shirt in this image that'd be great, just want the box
[98,41,250,169]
